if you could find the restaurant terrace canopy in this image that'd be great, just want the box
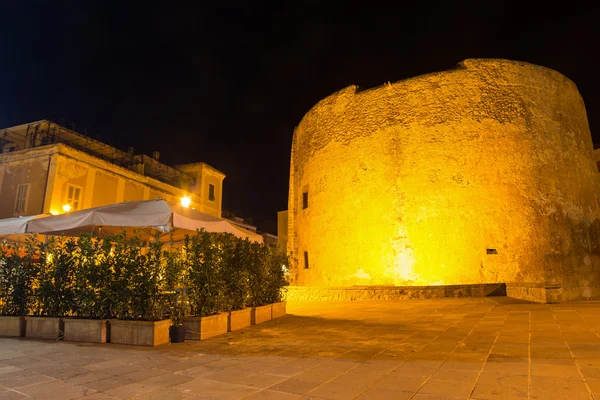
[0,214,45,242]
[24,199,263,243]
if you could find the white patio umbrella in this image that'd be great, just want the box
[0,214,49,243]
[26,199,263,243]
[0,215,41,235]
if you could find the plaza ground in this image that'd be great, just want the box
[2,297,600,399]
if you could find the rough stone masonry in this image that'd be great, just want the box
[287,58,600,303]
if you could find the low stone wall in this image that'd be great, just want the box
[285,283,506,302]
[504,282,596,304]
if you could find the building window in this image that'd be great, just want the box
[67,184,82,211]
[13,184,29,215]
[302,192,308,209]
[208,183,215,202]
[304,251,309,269]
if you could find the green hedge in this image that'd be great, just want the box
[0,231,288,321]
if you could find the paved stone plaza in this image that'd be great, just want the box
[2,297,600,399]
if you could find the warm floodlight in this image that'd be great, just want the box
[180,196,191,208]
[62,204,72,212]
[49,210,59,215]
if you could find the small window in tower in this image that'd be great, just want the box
[302,192,308,209]
[304,251,309,269]
[208,183,215,201]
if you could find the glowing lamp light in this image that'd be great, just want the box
[49,210,59,215]
[180,196,191,208]
[62,204,72,213]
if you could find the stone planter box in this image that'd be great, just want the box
[272,302,287,319]
[63,319,108,343]
[251,305,272,325]
[25,316,62,340]
[228,308,252,332]
[0,316,25,337]
[110,319,171,346]
[183,312,229,340]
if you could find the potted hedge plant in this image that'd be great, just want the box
[109,232,171,346]
[248,243,272,325]
[0,238,35,337]
[164,245,185,343]
[183,231,228,340]
[28,236,76,340]
[63,234,112,343]
[265,245,289,319]
[221,234,252,332]
[169,289,186,343]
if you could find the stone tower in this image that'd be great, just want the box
[287,58,600,303]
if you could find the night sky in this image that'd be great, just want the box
[1,3,598,233]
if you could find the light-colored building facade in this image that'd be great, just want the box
[0,120,225,219]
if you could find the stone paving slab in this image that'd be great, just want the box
[2,297,600,398]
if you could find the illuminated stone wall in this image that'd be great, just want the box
[288,58,600,302]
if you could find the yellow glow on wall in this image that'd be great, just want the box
[49,210,59,215]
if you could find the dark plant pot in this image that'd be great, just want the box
[170,325,186,343]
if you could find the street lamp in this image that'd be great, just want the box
[180,196,191,208]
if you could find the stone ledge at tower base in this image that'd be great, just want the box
[285,283,507,302]
[506,282,600,304]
